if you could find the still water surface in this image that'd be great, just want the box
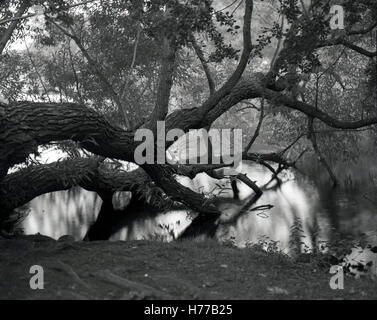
[21,171,377,250]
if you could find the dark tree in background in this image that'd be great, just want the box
[0,0,376,236]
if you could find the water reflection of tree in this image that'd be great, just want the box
[24,188,101,239]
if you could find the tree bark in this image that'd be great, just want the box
[0,102,136,178]
[0,157,158,220]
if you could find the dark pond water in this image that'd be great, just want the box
[20,163,377,252]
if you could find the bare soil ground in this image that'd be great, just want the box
[1,235,377,300]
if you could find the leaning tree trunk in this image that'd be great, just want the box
[0,157,161,227]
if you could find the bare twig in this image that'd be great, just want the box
[235,173,262,196]
[120,25,141,100]
[280,133,305,155]
[231,0,244,16]
[217,0,241,13]
[244,97,265,152]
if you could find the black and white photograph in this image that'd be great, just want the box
[0,0,376,304]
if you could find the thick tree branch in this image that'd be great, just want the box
[2,71,376,179]
[165,73,266,137]
[2,68,377,214]
[243,97,264,153]
[0,12,35,27]
[0,156,243,222]
[0,102,136,176]
[317,37,377,58]
[262,88,377,129]
[142,164,220,215]
[0,101,223,216]
[0,157,103,215]
[171,163,233,180]
[198,0,253,116]
[243,152,290,168]
[0,155,189,216]
[144,37,176,131]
